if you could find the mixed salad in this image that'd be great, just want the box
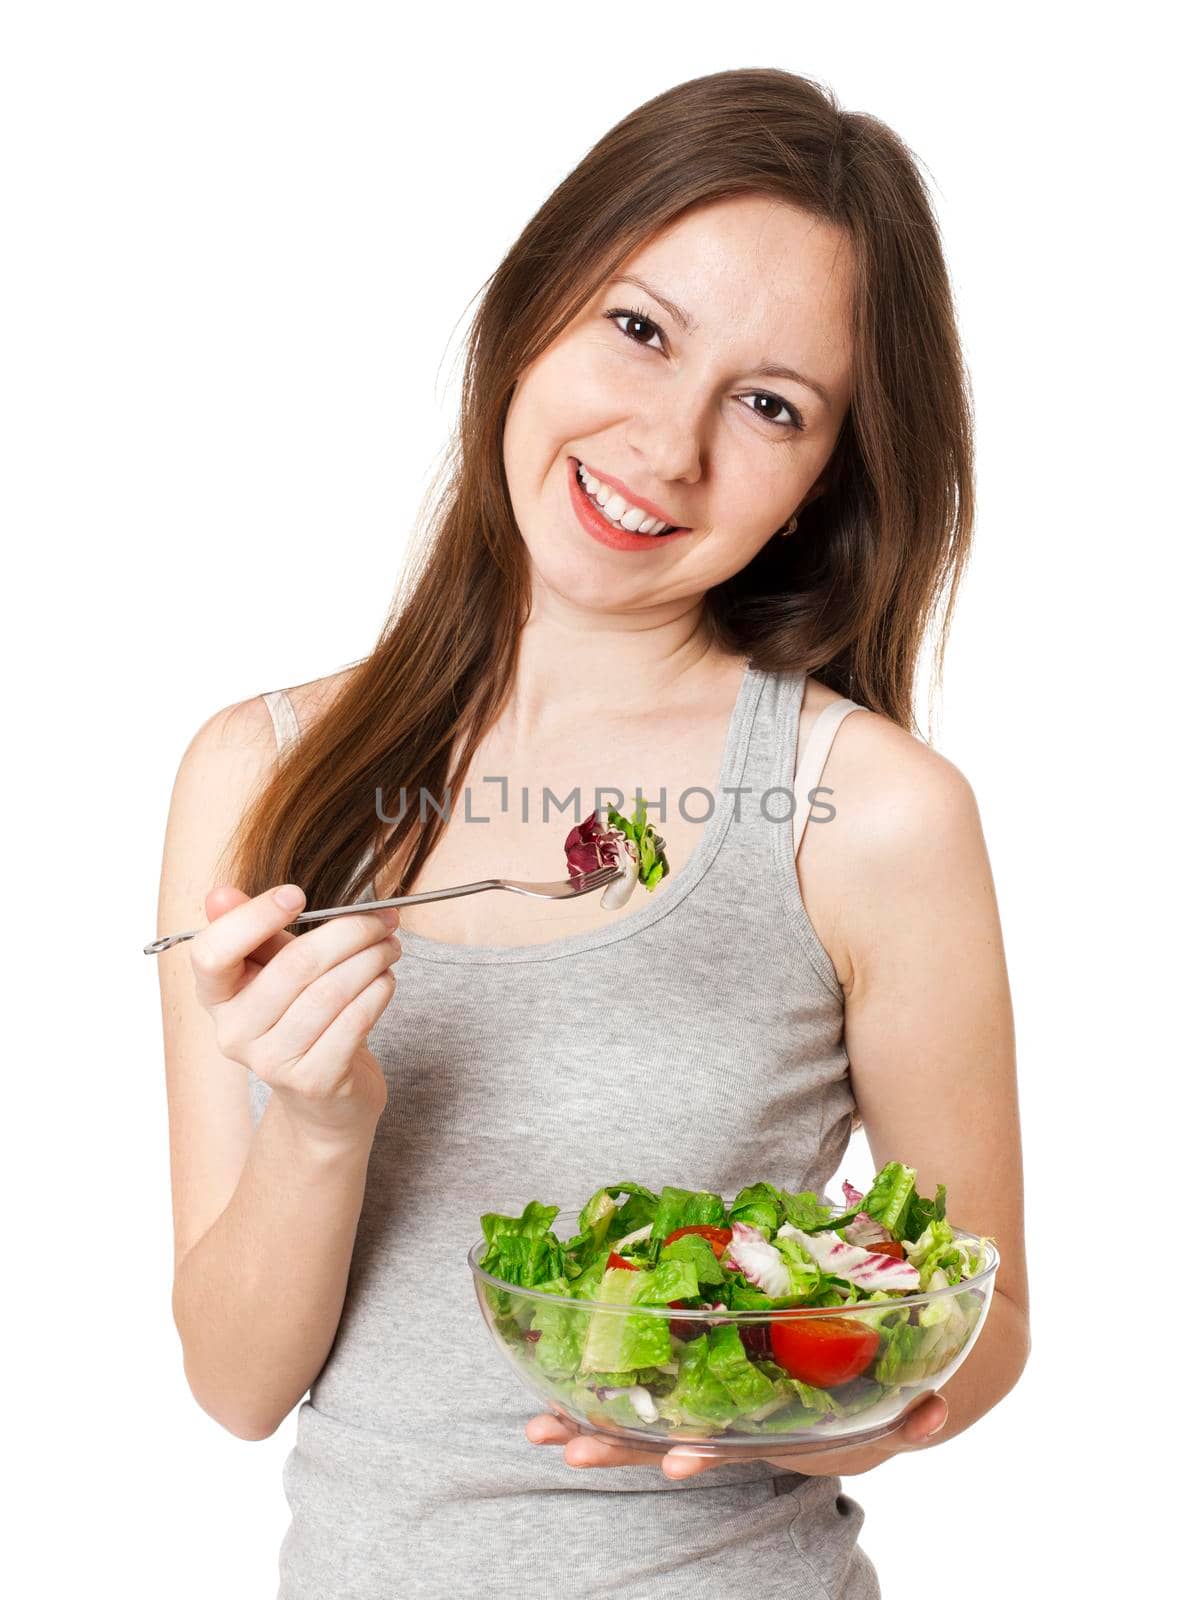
[477,1162,995,1439]
[564,796,669,910]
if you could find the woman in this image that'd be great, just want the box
[156,68,1029,1599]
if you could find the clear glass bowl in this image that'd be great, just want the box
[468,1198,999,1457]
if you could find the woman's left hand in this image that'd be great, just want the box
[526,1391,948,1479]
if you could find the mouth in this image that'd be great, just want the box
[569,457,690,539]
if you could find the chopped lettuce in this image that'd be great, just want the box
[726,1182,785,1237]
[650,1185,726,1242]
[565,1183,658,1264]
[660,1231,726,1288]
[619,795,670,890]
[577,1260,699,1373]
[659,1333,744,1428]
[479,1201,566,1303]
[478,1162,993,1444]
[706,1323,778,1411]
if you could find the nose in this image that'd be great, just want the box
[624,397,705,488]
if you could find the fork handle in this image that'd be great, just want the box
[142,879,505,955]
[292,880,504,920]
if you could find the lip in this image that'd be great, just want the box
[574,458,688,530]
[567,458,694,553]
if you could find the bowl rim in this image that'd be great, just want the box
[467,1197,1000,1317]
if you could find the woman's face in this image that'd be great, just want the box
[501,192,854,616]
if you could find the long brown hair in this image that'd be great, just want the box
[219,67,974,911]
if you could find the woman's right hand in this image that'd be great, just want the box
[189,882,402,1146]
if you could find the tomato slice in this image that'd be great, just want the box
[606,1251,638,1271]
[663,1224,733,1260]
[866,1239,905,1260]
[770,1317,880,1387]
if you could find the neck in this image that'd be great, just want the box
[502,595,729,745]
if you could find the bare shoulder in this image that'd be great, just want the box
[177,662,361,775]
[161,693,286,911]
[275,663,362,735]
[798,683,984,991]
[176,691,278,776]
[809,689,978,845]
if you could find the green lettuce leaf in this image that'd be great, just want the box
[608,795,670,890]
[479,1200,566,1289]
[660,1231,726,1288]
[727,1182,783,1236]
[565,1183,658,1263]
[706,1323,778,1411]
[528,1276,586,1379]
[778,1188,836,1232]
[481,1199,559,1247]
[726,1280,776,1311]
[579,1267,674,1373]
[658,1333,744,1429]
[632,1259,700,1305]
[650,1186,725,1242]
[569,1255,609,1301]
[872,1318,948,1385]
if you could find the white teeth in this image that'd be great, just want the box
[576,463,674,535]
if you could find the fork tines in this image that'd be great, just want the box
[572,866,619,890]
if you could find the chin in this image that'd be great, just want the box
[527,543,634,609]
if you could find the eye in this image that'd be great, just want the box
[603,306,806,433]
[738,393,805,431]
[604,306,665,351]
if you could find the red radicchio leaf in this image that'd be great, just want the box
[737,1322,772,1360]
[668,1298,730,1342]
[563,809,633,879]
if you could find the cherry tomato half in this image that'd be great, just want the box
[663,1224,734,1260]
[769,1317,880,1387]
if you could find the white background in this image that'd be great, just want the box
[4,3,1197,1596]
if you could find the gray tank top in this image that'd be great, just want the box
[252,659,881,1600]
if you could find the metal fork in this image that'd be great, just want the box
[143,864,623,954]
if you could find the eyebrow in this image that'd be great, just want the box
[608,273,833,411]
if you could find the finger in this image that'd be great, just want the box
[660,1394,951,1481]
[205,885,297,968]
[563,1434,667,1470]
[526,1415,574,1445]
[893,1393,948,1446]
[528,1408,843,1477]
[191,884,313,1008]
[258,942,400,1079]
[219,908,399,1047]
[661,1442,770,1476]
[845,1393,946,1465]
[281,962,398,1087]
[525,1415,669,1470]
[528,1402,947,1482]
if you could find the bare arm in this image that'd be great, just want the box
[821,721,1031,1457]
[157,698,399,1439]
[171,1093,377,1440]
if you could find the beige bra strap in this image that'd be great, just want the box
[793,693,865,861]
[261,688,302,756]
